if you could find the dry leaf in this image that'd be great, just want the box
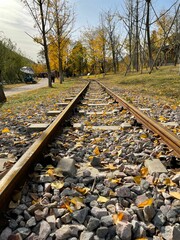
[163,178,177,187]
[70,197,85,209]
[140,133,148,139]
[97,196,109,203]
[51,181,64,190]
[140,167,148,177]
[134,176,142,184]
[113,212,124,224]
[138,198,153,208]
[169,191,180,200]
[46,169,54,176]
[2,127,10,133]
[93,146,100,155]
[74,186,90,195]
[104,163,117,170]
[159,116,167,122]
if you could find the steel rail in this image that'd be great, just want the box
[0,81,90,210]
[98,81,180,157]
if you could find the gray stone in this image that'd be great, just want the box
[9,219,18,229]
[153,210,166,228]
[143,205,156,222]
[91,157,102,167]
[145,159,167,174]
[131,220,146,238]
[115,186,131,198]
[46,215,56,230]
[172,174,180,183]
[26,217,36,228]
[80,231,94,240]
[87,217,100,231]
[101,215,113,226]
[34,207,49,221]
[55,224,85,239]
[0,227,12,240]
[91,207,108,219]
[38,220,51,240]
[72,207,89,224]
[57,157,77,177]
[61,212,72,224]
[116,221,132,240]
[161,224,180,240]
[16,227,31,239]
[96,226,108,238]
[53,208,66,218]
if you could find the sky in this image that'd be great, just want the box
[0,0,177,62]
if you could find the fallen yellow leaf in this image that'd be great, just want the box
[134,176,142,184]
[140,167,148,177]
[159,116,167,122]
[140,133,148,139]
[163,178,177,187]
[169,191,180,200]
[2,127,10,133]
[93,146,100,155]
[97,196,109,203]
[113,212,124,224]
[46,169,54,176]
[104,163,117,170]
[74,187,90,195]
[70,197,85,209]
[137,198,153,208]
[51,181,64,190]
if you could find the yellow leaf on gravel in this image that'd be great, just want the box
[74,186,90,195]
[93,146,100,155]
[169,192,180,200]
[70,197,85,209]
[140,133,148,139]
[46,169,54,176]
[2,127,10,133]
[159,116,167,122]
[163,178,177,187]
[51,181,64,190]
[134,176,142,184]
[113,212,124,224]
[104,163,117,170]
[140,167,148,177]
[97,196,109,203]
[138,198,153,208]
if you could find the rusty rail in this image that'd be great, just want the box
[98,81,180,157]
[0,81,90,209]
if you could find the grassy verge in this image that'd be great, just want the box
[0,78,86,113]
[98,65,180,105]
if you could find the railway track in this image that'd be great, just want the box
[0,80,179,239]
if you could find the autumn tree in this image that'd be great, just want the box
[22,0,52,87]
[48,0,75,83]
[65,41,87,77]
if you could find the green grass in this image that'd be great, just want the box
[0,78,85,113]
[98,65,180,105]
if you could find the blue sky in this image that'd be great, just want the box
[0,0,177,62]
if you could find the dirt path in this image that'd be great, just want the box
[4,78,48,97]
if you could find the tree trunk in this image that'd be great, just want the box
[0,70,6,102]
[39,1,52,88]
[146,0,153,68]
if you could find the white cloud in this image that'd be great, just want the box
[0,0,41,62]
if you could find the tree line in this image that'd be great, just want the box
[0,37,34,84]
